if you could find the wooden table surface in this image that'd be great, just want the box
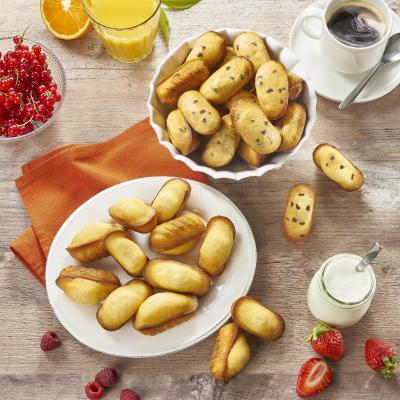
[1,1,400,399]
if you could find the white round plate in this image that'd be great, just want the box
[46,177,257,358]
[289,0,400,103]
[148,28,317,181]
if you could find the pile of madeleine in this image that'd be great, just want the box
[55,178,285,383]
[56,178,234,335]
[156,31,306,169]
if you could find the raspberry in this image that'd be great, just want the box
[85,381,104,400]
[120,389,140,400]
[95,368,118,388]
[40,331,61,351]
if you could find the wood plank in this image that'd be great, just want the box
[0,0,399,399]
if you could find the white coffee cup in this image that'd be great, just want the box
[301,0,393,74]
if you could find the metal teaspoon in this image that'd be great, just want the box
[355,243,382,272]
[339,33,400,110]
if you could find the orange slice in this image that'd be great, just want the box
[40,0,93,40]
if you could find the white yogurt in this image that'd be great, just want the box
[307,253,376,328]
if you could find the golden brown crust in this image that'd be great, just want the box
[237,141,267,167]
[104,230,148,277]
[96,280,153,331]
[111,215,156,234]
[231,99,282,155]
[202,115,240,168]
[233,32,270,71]
[55,266,121,305]
[220,46,236,67]
[231,296,285,341]
[313,144,364,192]
[186,31,226,70]
[225,330,250,381]
[276,102,307,152]
[151,178,191,223]
[134,312,195,336]
[255,61,289,120]
[283,183,316,241]
[149,212,206,254]
[177,91,222,135]
[198,216,236,276]
[132,292,198,335]
[56,265,121,285]
[166,109,199,156]
[66,239,107,261]
[224,90,257,111]
[108,197,157,233]
[288,72,304,101]
[209,323,239,383]
[66,222,119,262]
[200,57,254,105]
[143,259,212,297]
[156,60,210,107]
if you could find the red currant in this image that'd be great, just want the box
[13,36,22,45]
[31,71,39,82]
[0,37,62,138]
[8,124,20,136]
[38,85,47,94]
[37,53,47,65]
[32,45,42,56]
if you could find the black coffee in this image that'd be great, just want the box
[327,2,386,47]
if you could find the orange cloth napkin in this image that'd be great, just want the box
[10,118,207,285]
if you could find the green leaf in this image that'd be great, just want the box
[159,8,170,45]
[161,0,201,10]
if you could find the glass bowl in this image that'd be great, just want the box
[0,37,66,143]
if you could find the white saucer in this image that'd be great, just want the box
[289,0,400,103]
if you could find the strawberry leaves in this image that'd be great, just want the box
[307,321,332,342]
[365,339,398,378]
[379,354,398,378]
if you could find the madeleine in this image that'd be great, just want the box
[56,266,121,305]
[132,292,198,336]
[97,280,153,331]
[210,323,250,383]
[151,178,191,223]
[108,197,157,233]
[104,229,148,277]
[231,296,285,341]
[144,259,211,297]
[198,216,236,276]
[66,222,119,262]
[149,212,205,255]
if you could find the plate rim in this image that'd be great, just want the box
[46,176,257,358]
[289,0,400,103]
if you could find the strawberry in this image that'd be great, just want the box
[365,339,398,378]
[296,358,333,398]
[307,322,344,361]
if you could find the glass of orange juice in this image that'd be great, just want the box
[82,0,161,63]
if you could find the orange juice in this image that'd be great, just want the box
[83,0,161,62]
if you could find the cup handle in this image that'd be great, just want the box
[301,8,324,40]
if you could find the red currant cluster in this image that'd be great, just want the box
[0,34,62,138]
